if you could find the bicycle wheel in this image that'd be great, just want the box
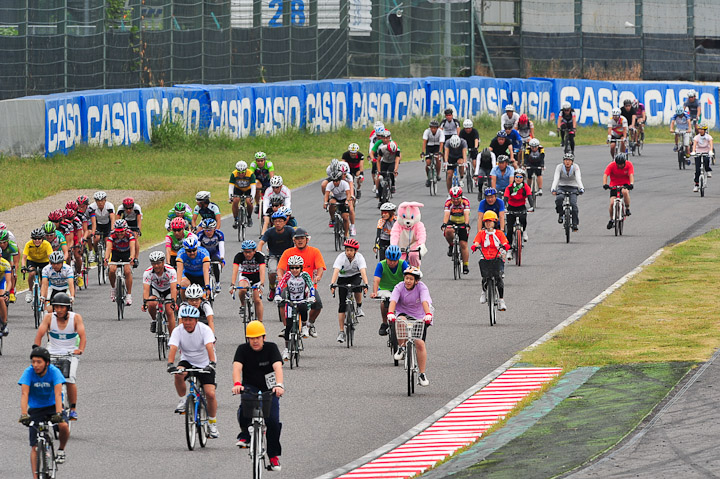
[466,169,474,193]
[564,207,571,243]
[345,308,353,349]
[406,343,414,397]
[47,438,57,479]
[678,150,684,170]
[614,202,621,237]
[198,398,208,448]
[289,333,297,370]
[252,423,264,479]
[116,279,124,321]
[294,334,301,368]
[33,284,41,329]
[487,280,496,326]
[515,229,522,266]
[156,317,165,361]
[388,323,399,366]
[452,241,460,280]
[0,335,3,356]
[185,395,197,450]
[700,174,706,197]
[208,275,217,307]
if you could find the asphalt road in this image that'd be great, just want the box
[1,143,717,479]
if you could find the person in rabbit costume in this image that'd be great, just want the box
[390,202,427,267]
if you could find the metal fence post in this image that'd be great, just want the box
[687,0,694,81]
[575,0,582,76]
[635,0,643,78]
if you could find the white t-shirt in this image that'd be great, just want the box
[168,322,215,367]
[694,133,713,153]
[333,252,367,277]
[88,201,115,225]
[326,180,350,201]
[423,128,445,146]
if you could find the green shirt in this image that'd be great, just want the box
[377,259,409,292]
[1,240,18,262]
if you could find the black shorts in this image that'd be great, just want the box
[348,165,362,177]
[232,188,252,198]
[96,222,111,238]
[49,288,69,301]
[526,165,542,177]
[426,145,440,155]
[184,272,205,287]
[28,406,66,447]
[371,160,378,175]
[150,287,172,300]
[27,260,49,272]
[178,360,216,386]
[609,187,626,198]
[332,200,349,214]
[110,250,131,263]
[448,223,469,242]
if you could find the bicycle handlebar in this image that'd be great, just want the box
[171,368,210,375]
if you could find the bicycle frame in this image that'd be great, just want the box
[373,291,398,365]
[395,316,425,396]
[611,187,627,236]
[144,298,173,360]
[280,298,311,368]
[109,261,130,320]
[240,390,275,479]
[29,420,58,479]
[172,368,210,451]
[333,284,365,348]
[232,195,252,241]
[423,153,440,196]
[233,284,260,341]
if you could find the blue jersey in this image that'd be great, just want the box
[490,165,515,193]
[18,364,66,410]
[177,246,210,275]
[197,230,225,257]
[507,129,523,151]
[478,198,506,214]
[673,113,691,130]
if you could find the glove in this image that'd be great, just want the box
[21,266,28,273]
[423,313,433,325]
[19,414,31,426]
[132,258,139,268]
[607,135,611,142]
[308,296,316,304]
[386,313,397,323]
[603,184,610,190]
[204,361,216,373]
[205,285,211,292]
[626,184,634,190]
[471,244,477,252]
[440,223,447,231]
[167,362,178,373]
[579,189,584,194]
[221,259,226,266]
[50,413,64,424]
[274,295,282,304]
[137,230,142,236]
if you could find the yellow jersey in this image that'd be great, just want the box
[0,257,11,276]
[23,240,53,263]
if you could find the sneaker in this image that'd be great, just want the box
[268,289,275,301]
[507,251,513,261]
[523,231,529,242]
[572,225,579,232]
[625,208,631,216]
[350,225,357,236]
[125,294,132,306]
[356,306,365,317]
[673,145,678,152]
[394,346,405,361]
[1,322,8,336]
[56,449,66,464]
[425,179,431,187]
[337,331,346,343]
[208,422,219,438]
[8,292,15,303]
[77,275,84,288]
[150,320,157,333]
[537,189,543,196]
[26,292,32,303]
[278,327,285,338]
[447,245,453,257]
[69,410,78,421]
[372,186,377,194]
[418,373,429,387]
[214,283,222,294]
[463,264,469,274]
[269,456,282,472]
[498,299,507,311]
[379,323,389,336]
[282,348,290,361]
[232,218,239,229]
[480,291,487,304]
[308,323,317,338]
[88,251,96,263]
[607,220,614,229]
[328,221,334,228]
[708,172,712,178]
[527,206,535,212]
[110,289,116,302]
[693,185,699,192]
[247,215,253,228]
[301,325,309,338]
[391,186,396,194]
[175,398,186,414]
[558,214,564,224]
[236,436,250,448]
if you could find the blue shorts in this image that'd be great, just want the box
[0,277,6,291]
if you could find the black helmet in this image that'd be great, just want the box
[614,153,627,165]
[51,292,72,306]
[623,99,632,106]
[444,108,453,115]
[30,346,51,363]
[293,227,309,239]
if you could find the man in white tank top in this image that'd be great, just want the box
[33,292,87,421]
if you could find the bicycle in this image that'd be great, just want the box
[279,298,311,369]
[94,232,108,286]
[108,261,130,320]
[232,195,252,242]
[22,266,43,328]
[240,390,275,479]
[329,203,346,252]
[674,130,692,170]
[559,124,575,154]
[558,190,579,243]
[373,290,399,366]
[144,298,173,360]
[395,316,425,396]
[207,260,223,307]
[465,157,474,195]
[331,283,366,349]
[609,185,629,236]
[50,353,73,429]
[444,162,462,188]
[526,166,542,211]
[504,211,524,266]
[448,224,467,280]
[632,122,645,156]
[475,173,490,202]
[171,368,210,451]
[232,284,260,342]
[422,153,440,196]
[693,153,711,198]
[377,170,393,207]
[74,244,89,290]
[476,251,503,326]
[608,137,627,159]
[27,419,59,479]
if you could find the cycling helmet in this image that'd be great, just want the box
[514,168,527,178]
[374,126,385,136]
[529,138,540,148]
[51,292,72,306]
[447,135,461,148]
[170,217,186,230]
[381,130,392,138]
[63,209,75,219]
[505,104,515,112]
[182,235,199,250]
[114,219,128,231]
[482,210,499,222]
[245,320,266,338]
[241,239,257,250]
[48,210,63,222]
[269,195,285,206]
[278,206,292,217]
[403,265,423,279]
[497,155,509,163]
[271,210,288,220]
[388,141,398,153]
[614,153,627,165]
[174,202,186,212]
[380,202,396,212]
[235,160,248,171]
[76,194,89,206]
[496,130,507,138]
[518,114,528,124]
[632,99,639,108]
[65,201,78,211]
[31,228,45,240]
[149,251,165,263]
[343,238,360,249]
[330,173,343,182]
[444,108,454,115]
[484,187,497,197]
[449,185,463,198]
[30,346,51,363]
[270,176,283,187]
[195,191,210,202]
[292,227,309,239]
[623,99,632,106]
[385,245,402,261]
[429,120,440,128]
[200,218,217,230]
[178,304,200,318]
[689,90,697,98]
[503,122,515,130]
[49,251,64,264]
[121,197,134,209]
[374,120,385,131]
[675,106,684,115]
[0,222,6,230]
[185,284,204,299]
[561,101,571,110]
[339,164,350,174]
[94,191,107,201]
[699,120,709,130]
[563,152,575,161]
[288,255,304,267]
[348,143,360,153]
[0,230,8,242]
[254,151,266,160]
[329,158,340,169]
[43,221,56,234]
[463,119,473,128]
[612,108,621,116]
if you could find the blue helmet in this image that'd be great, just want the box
[178,304,200,319]
[271,210,288,220]
[241,240,257,250]
[182,235,199,250]
[385,245,402,261]
[484,187,497,197]
[496,130,507,138]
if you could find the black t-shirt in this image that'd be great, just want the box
[459,128,480,152]
[341,151,364,168]
[489,138,511,156]
[621,107,636,127]
[260,226,295,257]
[233,342,283,391]
[560,109,575,124]
[233,251,265,282]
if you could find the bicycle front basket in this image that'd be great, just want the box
[241,392,273,419]
[51,358,71,378]
[478,258,502,278]
[395,318,425,341]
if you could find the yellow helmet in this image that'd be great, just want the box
[245,320,266,338]
[482,211,499,222]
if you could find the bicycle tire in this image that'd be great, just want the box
[388,326,399,366]
[678,150,684,170]
[334,216,342,252]
[47,437,57,479]
[487,279,496,326]
[0,335,3,356]
[33,283,41,329]
[614,202,621,237]
[36,437,46,479]
[564,207,571,243]
[198,398,208,448]
[530,176,538,210]
[156,314,165,360]
[406,343,414,397]
[452,241,460,280]
[208,275,217,307]
[466,169,474,193]
[294,336,300,368]
[515,228,522,266]
[700,175,706,197]
[116,278,124,321]
[185,394,197,450]
[252,423,264,479]
[345,307,353,349]
[289,333,297,370]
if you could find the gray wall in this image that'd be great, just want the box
[0,99,45,157]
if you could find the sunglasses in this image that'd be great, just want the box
[186,249,197,253]
[515,175,524,179]
[172,228,184,232]
[289,266,302,270]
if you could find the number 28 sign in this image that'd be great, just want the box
[265,0,306,27]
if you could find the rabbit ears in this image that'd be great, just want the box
[398,201,424,210]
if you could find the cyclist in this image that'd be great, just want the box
[164,202,193,231]
[277,206,297,228]
[329,238,368,343]
[40,251,75,312]
[104,219,137,305]
[0,229,19,303]
[691,121,714,191]
[503,122,524,165]
[19,347,71,471]
[369,125,388,190]
[632,99,646,146]
[515,114,534,145]
[183,283,216,333]
[229,160,257,229]
[75,194,93,249]
[459,119,480,174]
[192,191,221,232]
[440,108,460,138]
[489,131,514,167]
[277,228,326,338]
[22,228,53,303]
[334,162,358,236]
[607,108,628,159]
[684,90,701,132]
[165,217,190,269]
[551,152,585,232]
[232,320,284,471]
[324,172,352,238]
[503,169,531,258]
[387,266,432,387]
[474,148,495,192]
[34,292,86,422]
[490,155,515,199]
[500,104,519,130]
[0,256,11,335]
[230,240,266,322]
[471,211,509,311]
[176,235,211,301]
[477,187,506,233]
[670,106,691,152]
[620,99,638,150]
[248,152,275,213]
[196,218,225,293]
[374,202,396,261]
[0,222,18,244]
[117,197,143,237]
[261,176,291,235]
[167,304,218,439]
[342,143,365,196]
[88,191,115,258]
[524,138,545,199]
[602,153,635,229]
[370,244,408,336]
[444,135,468,191]
[142,250,178,336]
[422,119,445,187]
[274,255,316,353]
[258,211,295,301]
[65,202,86,283]
[375,139,401,200]
[48,210,73,261]
[43,220,69,262]
[558,101,577,153]
[442,186,471,274]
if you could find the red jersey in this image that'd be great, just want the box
[604,161,634,187]
[503,183,532,208]
[106,231,136,253]
[444,197,470,224]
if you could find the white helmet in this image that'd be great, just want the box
[185,283,204,299]
[505,104,515,112]
[94,191,107,201]
[612,108,621,116]
[448,135,462,148]
[515,168,527,178]
[373,121,385,131]
[195,191,211,201]
[270,176,283,187]
[235,160,248,171]
[148,251,165,262]
[288,255,304,267]
[463,119,473,128]
[529,138,540,148]
[348,143,360,153]
[561,101,571,110]
[689,90,697,97]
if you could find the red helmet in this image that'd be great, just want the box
[449,185,463,198]
[48,210,64,222]
[122,197,134,209]
[343,238,360,249]
[170,217,186,230]
[65,201,78,211]
[76,195,89,206]
[518,114,528,124]
[0,222,6,230]
[63,208,75,219]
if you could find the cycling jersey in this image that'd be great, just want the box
[193,202,221,223]
[165,230,189,256]
[422,128,445,148]
[1,229,17,244]
[260,226,295,257]
[57,219,74,237]
[197,230,225,259]
[444,197,470,224]
[23,240,53,263]
[276,271,315,301]
[0,257,12,283]
[685,98,700,118]
[232,251,265,284]
[229,170,257,191]
[500,112,519,129]
[143,264,177,292]
[376,218,395,242]
[117,204,143,224]
[18,364,65,410]
[165,209,192,230]
[635,103,645,118]
[604,161,634,187]
[1,240,18,262]
[608,117,628,137]
[673,113,691,131]
[177,246,210,275]
[326,180,350,201]
[341,151,364,170]
[476,150,494,174]
[621,107,637,127]
[446,139,468,162]
[42,264,74,290]
[551,163,584,191]
[88,201,115,225]
[249,160,275,187]
[377,143,401,164]
[390,280,432,320]
[374,259,409,291]
[524,147,545,167]
[333,252,367,278]
[515,121,533,140]
[489,138,511,157]
[506,129,523,151]
[478,198,506,215]
[694,133,713,153]
[440,118,460,138]
[459,128,480,152]
[47,311,79,355]
[504,182,532,208]
[490,165,515,192]
[46,232,67,252]
[262,185,291,212]
[559,109,575,125]
[106,231,136,253]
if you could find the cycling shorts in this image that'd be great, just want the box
[150,287,172,300]
[238,273,261,285]
[448,223,469,242]
[178,360,216,387]
[49,288,69,301]
[96,222,111,238]
[426,145,440,155]
[184,272,205,287]
[27,406,67,447]
[526,166,542,177]
[331,199,349,214]
[609,187,627,198]
[348,165,362,177]
[27,261,50,272]
[110,250,131,263]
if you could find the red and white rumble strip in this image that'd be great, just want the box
[336,367,562,479]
